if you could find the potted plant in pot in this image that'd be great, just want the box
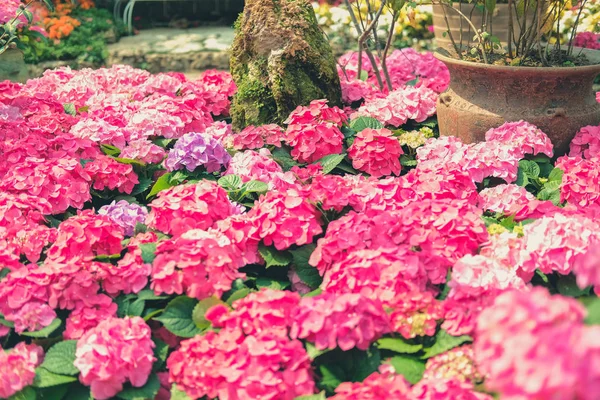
[432,0,600,153]
[1,0,51,82]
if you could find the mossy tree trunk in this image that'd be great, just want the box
[229,0,343,130]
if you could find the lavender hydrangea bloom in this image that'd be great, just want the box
[165,132,231,173]
[98,200,148,237]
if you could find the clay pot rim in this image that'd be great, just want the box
[434,47,600,74]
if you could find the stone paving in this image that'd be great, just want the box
[105,26,234,73]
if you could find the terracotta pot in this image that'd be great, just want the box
[435,48,600,154]
[432,3,532,52]
[0,49,29,83]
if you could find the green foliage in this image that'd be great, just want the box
[23,8,123,65]
[377,337,423,354]
[33,368,78,388]
[117,374,160,400]
[41,341,79,376]
[192,297,226,330]
[349,117,384,132]
[421,330,472,359]
[155,296,201,338]
[290,244,322,289]
[388,355,426,384]
[21,318,62,338]
[258,244,293,268]
[313,154,346,174]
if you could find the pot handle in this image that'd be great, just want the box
[546,107,566,118]
[440,93,452,106]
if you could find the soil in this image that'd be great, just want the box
[460,47,593,67]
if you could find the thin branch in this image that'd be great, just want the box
[381,9,398,91]
[442,2,489,63]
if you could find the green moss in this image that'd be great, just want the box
[230,0,342,130]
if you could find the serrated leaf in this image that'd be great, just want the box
[377,337,423,354]
[349,117,383,132]
[113,157,146,167]
[226,288,251,305]
[139,243,157,264]
[9,386,36,400]
[557,274,590,297]
[146,173,173,199]
[117,373,160,400]
[117,297,145,318]
[548,167,564,182]
[255,277,290,290]
[243,180,268,194]
[171,385,193,400]
[515,168,529,187]
[272,147,300,171]
[258,244,292,268]
[192,297,226,330]
[295,393,326,400]
[21,318,62,338]
[33,368,77,388]
[155,296,200,338]
[218,174,243,191]
[100,144,121,157]
[341,125,356,139]
[537,186,561,205]
[130,176,153,196]
[137,289,168,301]
[153,338,169,366]
[314,154,346,174]
[290,244,322,289]
[388,355,426,384]
[421,330,472,359]
[41,341,78,376]
[519,160,540,179]
[305,342,331,360]
[63,103,76,116]
[319,364,344,392]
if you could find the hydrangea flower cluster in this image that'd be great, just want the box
[0,343,44,399]
[348,128,403,177]
[98,200,148,237]
[165,131,231,173]
[74,317,155,400]
[146,181,236,236]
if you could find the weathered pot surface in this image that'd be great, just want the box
[435,48,600,154]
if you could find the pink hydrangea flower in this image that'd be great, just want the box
[286,122,344,163]
[146,181,235,236]
[478,184,560,221]
[290,292,390,351]
[119,138,166,164]
[10,301,56,334]
[285,99,348,127]
[151,229,245,300]
[348,128,403,177]
[330,365,412,399]
[224,149,284,188]
[389,290,443,339]
[167,328,315,400]
[484,121,554,159]
[74,317,155,400]
[207,289,300,337]
[474,288,586,399]
[46,210,124,263]
[422,345,481,384]
[351,86,438,127]
[569,125,600,159]
[516,213,600,278]
[572,238,600,295]
[247,189,323,251]
[556,155,600,208]
[0,343,44,399]
[232,124,285,150]
[84,155,139,194]
[340,79,377,105]
[412,377,492,400]
[64,296,118,339]
[574,31,600,49]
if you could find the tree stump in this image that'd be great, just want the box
[229,0,342,130]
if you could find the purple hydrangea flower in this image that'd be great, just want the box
[98,200,149,237]
[165,132,231,173]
